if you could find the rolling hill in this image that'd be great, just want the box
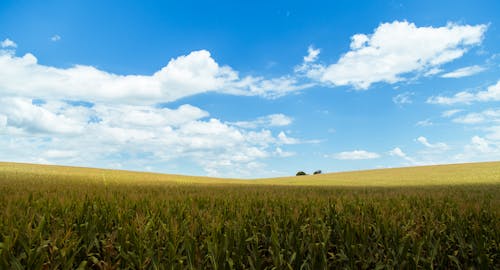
[1,161,500,186]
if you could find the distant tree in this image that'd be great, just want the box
[296,171,307,176]
[313,170,322,175]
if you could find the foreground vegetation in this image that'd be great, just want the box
[0,162,499,269]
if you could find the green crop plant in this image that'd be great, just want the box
[0,162,499,268]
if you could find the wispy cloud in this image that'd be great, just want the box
[232,114,292,129]
[416,119,433,127]
[428,80,500,105]
[441,109,463,117]
[416,136,449,151]
[441,65,485,78]
[452,109,500,124]
[331,150,380,160]
[393,92,414,105]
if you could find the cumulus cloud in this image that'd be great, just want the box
[428,80,500,105]
[0,97,301,177]
[441,65,485,78]
[332,150,380,160]
[303,46,320,63]
[454,135,500,161]
[0,47,310,105]
[277,131,300,144]
[303,21,487,89]
[0,97,84,134]
[468,136,493,153]
[1,38,16,48]
[389,147,406,158]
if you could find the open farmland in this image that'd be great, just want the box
[0,161,499,269]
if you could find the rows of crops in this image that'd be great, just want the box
[0,173,499,269]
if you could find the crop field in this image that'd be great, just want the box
[0,162,499,269]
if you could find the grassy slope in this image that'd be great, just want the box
[1,161,500,186]
[255,161,500,186]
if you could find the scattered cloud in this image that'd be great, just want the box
[50,35,61,42]
[389,147,417,163]
[302,21,487,89]
[427,80,500,105]
[277,131,300,144]
[232,114,293,129]
[452,109,500,124]
[416,136,449,151]
[452,113,485,124]
[389,147,406,158]
[275,147,295,157]
[303,45,320,63]
[468,135,493,153]
[1,38,17,48]
[441,65,485,78]
[416,119,433,127]
[393,91,414,105]
[332,150,380,160]
[454,135,500,161]
[441,109,462,117]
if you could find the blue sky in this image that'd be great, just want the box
[1,0,500,177]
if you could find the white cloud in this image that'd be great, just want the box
[389,147,406,158]
[455,135,500,161]
[275,147,295,157]
[441,109,462,117]
[0,46,310,105]
[277,131,300,144]
[303,46,320,63]
[453,113,485,124]
[1,38,17,48]
[232,114,292,129]
[428,80,500,105]
[452,109,500,125]
[416,119,433,127]
[0,97,84,134]
[441,65,485,78]
[389,147,418,164]
[0,97,301,177]
[424,68,443,77]
[468,135,492,153]
[44,150,78,159]
[332,150,380,160]
[303,21,487,89]
[393,92,414,105]
[51,35,61,42]
[416,136,449,150]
